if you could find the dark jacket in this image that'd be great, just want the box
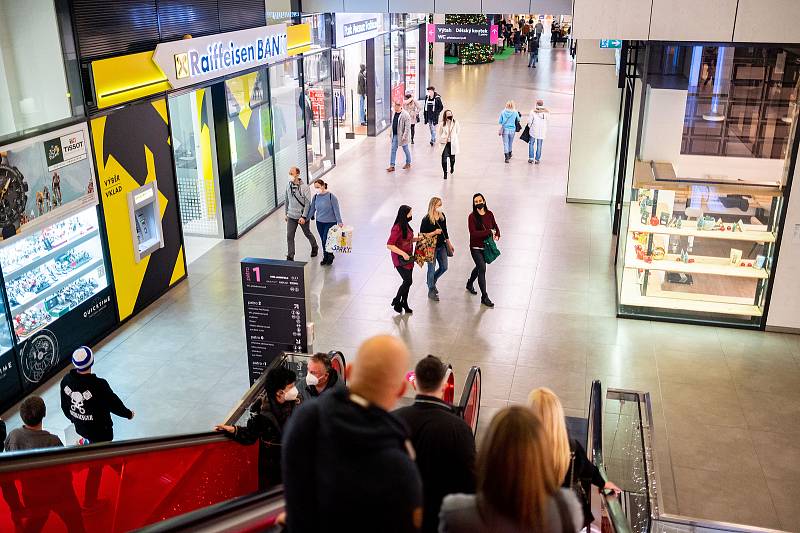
[231,396,296,490]
[563,439,605,527]
[394,396,476,533]
[357,69,367,95]
[299,368,344,402]
[4,427,63,451]
[423,94,444,125]
[420,214,450,248]
[60,370,132,443]
[282,388,422,533]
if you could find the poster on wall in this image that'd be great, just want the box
[0,123,99,241]
[91,98,186,321]
[241,258,308,385]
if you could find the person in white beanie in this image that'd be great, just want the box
[528,99,550,164]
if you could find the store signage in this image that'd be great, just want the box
[334,13,385,48]
[153,24,288,90]
[427,24,499,45]
[600,39,622,49]
[241,258,308,385]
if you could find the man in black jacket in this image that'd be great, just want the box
[60,346,134,444]
[394,355,476,533]
[423,87,444,146]
[357,64,368,125]
[282,335,422,532]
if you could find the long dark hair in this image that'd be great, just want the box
[393,205,412,239]
[472,193,487,230]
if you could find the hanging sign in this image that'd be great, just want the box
[153,24,288,90]
[427,24,498,45]
[334,13,385,48]
[600,39,623,49]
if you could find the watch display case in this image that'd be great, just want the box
[618,160,783,324]
[0,205,108,341]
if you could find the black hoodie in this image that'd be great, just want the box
[60,370,132,443]
[282,387,422,532]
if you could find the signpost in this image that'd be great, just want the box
[600,39,623,49]
[427,24,499,45]
[241,258,308,384]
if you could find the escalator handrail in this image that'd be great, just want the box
[133,487,285,533]
[456,366,481,434]
[588,379,633,533]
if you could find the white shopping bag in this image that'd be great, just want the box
[325,225,353,254]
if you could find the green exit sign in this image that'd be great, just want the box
[600,39,622,48]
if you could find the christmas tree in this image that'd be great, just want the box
[445,14,494,64]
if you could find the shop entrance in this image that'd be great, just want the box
[331,42,369,155]
[167,88,223,265]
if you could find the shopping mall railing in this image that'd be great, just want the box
[457,366,481,436]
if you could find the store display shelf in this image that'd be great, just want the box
[2,228,99,279]
[628,212,775,244]
[624,248,769,279]
[10,258,104,317]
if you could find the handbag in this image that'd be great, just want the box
[514,114,522,132]
[520,124,531,143]
[325,225,353,254]
[482,236,500,264]
[414,234,436,266]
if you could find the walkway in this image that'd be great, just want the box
[4,49,799,530]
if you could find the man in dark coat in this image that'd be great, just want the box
[423,86,444,146]
[394,355,476,533]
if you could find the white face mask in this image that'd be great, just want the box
[305,373,319,386]
[283,386,299,402]
[435,206,443,213]
[289,175,296,182]
[314,188,322,195]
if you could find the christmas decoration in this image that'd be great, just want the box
[445,14,494,65]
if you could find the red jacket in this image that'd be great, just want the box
[468,211,500,249]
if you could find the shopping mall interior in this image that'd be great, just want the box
[0,2,799,532]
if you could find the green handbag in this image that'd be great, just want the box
[482,236,500,264]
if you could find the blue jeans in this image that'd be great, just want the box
[529,138,544,161]
[390,136,411,166]
[502,130,515,153]
[429,121,436,142]
[426,245,449,290]
[359,94,366,124]
[528,52,538,66]
[317,221,336,257]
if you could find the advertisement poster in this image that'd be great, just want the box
[309,87,326,120]
[241,258,308,384]
[426,24,499,45]
[0,123,99,241]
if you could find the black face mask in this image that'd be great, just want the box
[407,216,413,222]
[475,203,486,211]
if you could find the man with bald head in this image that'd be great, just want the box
[282,335,423,532]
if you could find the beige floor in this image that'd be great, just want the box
[3,49,799,530]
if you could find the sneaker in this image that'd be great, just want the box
[528,159,533,164]
[433,286,439,294]
[428,289,439,301]
[402,163,411,170]
[386,166,395,172]
[481,296,495,308]
[430,141,435,146]
[535,160,540,164]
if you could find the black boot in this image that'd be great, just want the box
[509,150,513,159]
[466,280,477,295]
[504,153,509,163]
[402,300,413,314]
[481,296,495,308]
[443,171,448,180]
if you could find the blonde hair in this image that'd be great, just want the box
[528,387,571,484]
[505,100,516,110]
[427,197,442,223]
[477,406,559,530]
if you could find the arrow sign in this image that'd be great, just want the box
[427,23,436,43]
[490,24,499,45]
[600,39,622,49]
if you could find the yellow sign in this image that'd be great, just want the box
[287,23,312,56]
[91,51,170,109]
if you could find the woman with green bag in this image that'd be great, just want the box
[466,193,500,308]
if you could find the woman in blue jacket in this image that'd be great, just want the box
[307,178,343,265]
[498,100,521,164]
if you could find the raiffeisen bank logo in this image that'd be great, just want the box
[178,34,288,79]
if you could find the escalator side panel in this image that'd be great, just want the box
[0,439,258,533]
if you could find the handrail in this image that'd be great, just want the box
[133,488,285,533]
[457,366,481,436]
[588,380,633,533]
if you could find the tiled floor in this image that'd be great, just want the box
[3,48,800,530]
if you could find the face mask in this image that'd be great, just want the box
[407,215,413,222]
[436,206,443,213]
[445,115,452,120]
[283,386,299,402]
[314,188,322,194]
[289,175,296,182]
[306,373,319,386]
[475,203,486,210]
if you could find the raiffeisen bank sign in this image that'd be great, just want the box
[153,24,288,90]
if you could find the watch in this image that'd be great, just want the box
[0,155,29,234]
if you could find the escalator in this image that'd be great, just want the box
[0,352,482,532]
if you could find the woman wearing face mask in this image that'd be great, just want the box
[307,178,343,266]
[467,193,500,308]
[215,366,299,489]
[437,110,460,180]
[387,205,420,314]
[404,92,421,144]
[420,197,453,301]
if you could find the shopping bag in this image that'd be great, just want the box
[482,236,501,264]
[414,234,436,266]
[325,225,353,253]
[520,124,531,143]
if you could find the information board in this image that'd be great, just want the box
[426,24,498,45]
[241,258,307,384]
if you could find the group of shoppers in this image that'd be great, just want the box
[388,86,451,174]
[387,194,498,312]
[279,334,622,533]
[285,171,344,266]
[498,99,550,164]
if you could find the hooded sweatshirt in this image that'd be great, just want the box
[60,370,133,443]
[282,387,422,533]
[499,109,519,131]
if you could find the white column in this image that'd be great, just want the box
[432,13,445,67]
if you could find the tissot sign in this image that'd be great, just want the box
[153,24,288,90]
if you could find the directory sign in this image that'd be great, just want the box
[427,24,499,45]
[241,258,308,384]
[600,39,622,49]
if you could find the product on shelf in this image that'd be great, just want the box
[13,275,100,338]
[0,212,94,274]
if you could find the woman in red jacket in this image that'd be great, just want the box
[387,205,418,314]
[467,193,500,308]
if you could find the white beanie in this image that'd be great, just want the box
[72,346,94,371]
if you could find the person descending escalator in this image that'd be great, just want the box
[298,352,345,402]
[215,366,299,490]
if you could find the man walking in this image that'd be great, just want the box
[387,100,412,172]
[534,19,544,39]
[285,166,318,261]
[282,335,422,532]
[527,34,540,68]
[423,87,443,146]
